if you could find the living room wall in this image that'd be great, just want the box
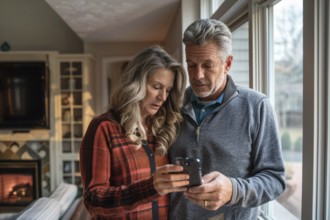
[163,5,182,62]
[0,0,83,53]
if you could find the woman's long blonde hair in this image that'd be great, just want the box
[110,45,187,155]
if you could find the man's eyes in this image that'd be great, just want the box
[203,63,215,69]
[187,63,215,69]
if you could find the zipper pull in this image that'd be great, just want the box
[196,126,200,142]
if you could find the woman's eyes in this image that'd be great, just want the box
[153,85,171,93]
[187,63,196,68]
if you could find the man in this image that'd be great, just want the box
[169,19,286,220]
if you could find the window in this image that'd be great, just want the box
[231,22,249,87]
[272,0,303,219]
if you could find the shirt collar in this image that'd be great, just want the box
[191,92,224,106]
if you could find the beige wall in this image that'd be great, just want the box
[163,6,183,62]
[0,0,83,53]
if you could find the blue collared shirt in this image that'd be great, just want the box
[191,92,224,124]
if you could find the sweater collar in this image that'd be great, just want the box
[184,75,238,106]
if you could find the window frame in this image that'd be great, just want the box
[327,1,330,218]
[302,0,329,219]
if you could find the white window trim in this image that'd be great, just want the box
[302,0,329,219]
[327,1,330,218]
[211,0,248,26]
[200,0,212,19]
[249,0,269,94]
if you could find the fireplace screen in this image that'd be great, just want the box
[0,160,41,213]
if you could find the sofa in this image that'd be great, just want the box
[0,182,90,220]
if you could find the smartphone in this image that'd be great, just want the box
[175,157,203,187]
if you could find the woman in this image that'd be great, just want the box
[80,45,189,219]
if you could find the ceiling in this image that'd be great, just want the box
[45,0,181,43]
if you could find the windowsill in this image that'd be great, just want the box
[259,201,299,220]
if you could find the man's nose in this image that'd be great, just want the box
[192,66,205,80]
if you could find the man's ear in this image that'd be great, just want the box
[225,55,233,73]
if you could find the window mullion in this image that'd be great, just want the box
[200,0,212,18]
[326,0,330,214]
[249,0,270,93]
[249,1,276,218]
[327,0,330,218]
[302,0,328,219]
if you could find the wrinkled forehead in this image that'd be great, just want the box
[148,68,174,85]
[185,43,221,63]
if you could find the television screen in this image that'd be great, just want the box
[0,61,49,130]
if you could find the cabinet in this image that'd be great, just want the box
[56,55,94,192]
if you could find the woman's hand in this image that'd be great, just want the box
[153,164,190,195]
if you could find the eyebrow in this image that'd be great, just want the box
[186,58,215,63]
[151,80,173,88]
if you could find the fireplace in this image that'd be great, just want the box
[0,159,41,213]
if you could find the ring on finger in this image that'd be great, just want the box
[204,200,208,207]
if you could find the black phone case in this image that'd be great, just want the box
[176,157,203,187]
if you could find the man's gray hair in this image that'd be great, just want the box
[183,19,232,62]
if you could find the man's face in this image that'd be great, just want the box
[186,42,232,101]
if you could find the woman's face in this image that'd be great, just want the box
[140,68,175,119]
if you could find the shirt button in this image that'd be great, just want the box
[201,109,205,112]
[150,153,153,157]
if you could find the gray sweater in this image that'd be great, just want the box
[169,75,286,220]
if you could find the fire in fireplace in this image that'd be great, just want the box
[0,159,41,213]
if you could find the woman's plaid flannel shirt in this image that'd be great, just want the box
[80,111,169,219]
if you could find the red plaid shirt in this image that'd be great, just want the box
[80,111,169,219]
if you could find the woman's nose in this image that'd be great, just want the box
[157,90,167,101]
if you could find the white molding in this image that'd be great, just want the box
[200,0,211,18]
